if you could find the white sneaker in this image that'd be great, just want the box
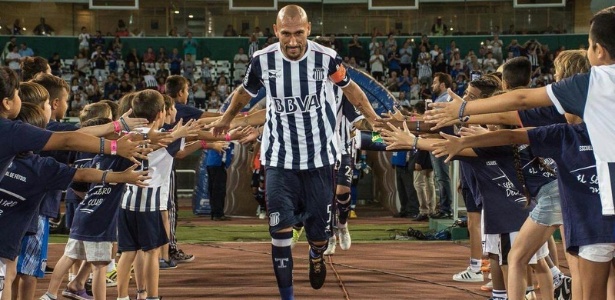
[324,235,336,255]
[258,211,266,219]
[452,267,484,282]
[525,291,537,300]
[338,225,351,250]
[290,227,304,249]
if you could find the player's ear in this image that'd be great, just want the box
[306,22,311,36]
[50,98,60,110]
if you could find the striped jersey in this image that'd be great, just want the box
[121,128,185,212]
[332,84,363,156]
[243,40,351,170]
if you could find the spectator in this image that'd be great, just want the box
[490,34,504,64]
[208,89,220,109]
[385,70,399,92]
[182,53,196,83]
[183,32,198,59]
[91,48,106,80]
[248,35,259,58]
[5,45,22,75]
[169,48,182,75]
[103,74,119,100]
[18,43,34,58]
[504,24,516,35]
[369,47,385,82]
[429,45,441,62]
[78,27,91,55]
[157,47,168,65]
[410,76,420,100]
[417,45,432,84]
[348,34,363,65]
[12,19,22,35]
[33,17,54,36]
[125,48,141,68]
[74,52,90,75]
[116,19,129,37]
[450,62,464,83]
[455,73,468,96]
[156,77,166,94]
[85,77,102,103]
[503,51,515,63]
[432,53,448,74]
[70,87,88,116]
[445,40,457,62]
[449,50,464,70]
[215,71,230,86]
[348,57,360,70]
[431,16,448,36]
[193,78,207,109]
[143,47,156,68]
[419,82,431,100]
[168,26,180,37]
[200,58,213,85]
[216,76,230,101]
[397,68,411,95]
[330,34,343,53]
[252,26,264,37]
[125,61,139,78]
[482,52,498,73]
[2,36,17,63]
[118,79,133,97]
[384,33,397,57]
[399,39,414,73]
[418,34,431,51]
[466,54,480,73]
[525,40,542,72]
[48,53,62,76]
[391,150,420,219]
[92,31,105,50]
[155,63,170,80]
[223,24,237,37]
[368,36,380,57]
[107,48,120,73]
[387,45,401,75]
[233,47,249,82]
[508,39,522,57]
[412,103,435,221]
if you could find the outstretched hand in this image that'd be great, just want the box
[172,119,200,139]
[379,121,416,151]
[430,132,463,163]
[458,125,489,137]
[204,117,231,137]
[424,89,464,130]
[121,164,151,187]
[116,133,151,164]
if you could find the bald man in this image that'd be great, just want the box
[210,5,379,299]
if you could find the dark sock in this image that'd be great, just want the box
[254,187,266,208]
[309,243,328,259]
[271,231,294,292]
[336,193,351,224]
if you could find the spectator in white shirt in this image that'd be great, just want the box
[369,47,385,82]
[5,45,21,73]
[233,47,249,82]
[78,27,91,55]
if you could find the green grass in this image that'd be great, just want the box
[49,210,430,244]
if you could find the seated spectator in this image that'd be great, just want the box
[209,89,221,109]
[417,46,432,85]
[33,17,54,36]
[455,73,468,97]
[348,57,360,70]
[74,52,90,75]
[5,45,22,75]
[223,24,237,37]
[19,43,34,58]
[103,74,119,100]
[92,31,105,50]
[429,45,441,62]
[124,61,139,78]
[248,35,259,58]
[183,32,198,59]
[399,39,414,73]
[216,77,230,101]
[156,77,166,94]
[78,27,91,55]
[107,48,120,74]
[450,62,464,81]
[384,33,397,57]
[369,36,381,57]
[215,71,230,86]
[233,47,249,82]
[482,52,498,73]
[70,78,81,94]
[70,87,88,116]
[397,69,411,95]
[48,53,62,76]
[126,48,141,68]
[118,79,133,97]
[432,54,447,74]
[348,34,363,65]
[385,71,399,92]
[508,39,522,57]
[397,91,410,107]
[449,50,464,70]
[143,70,157,89]
[143,47,157,68]
[158,47,168,64]
[466,54,480,73]
[168,26,180,37]
[252,26,264,37]
[410,76,420,100]
[155,63,170,80]
[193,78,207,109]
[200,58,213,85]
[503,51,515,63]
[116,19,129,37]
[85,77,102,103]
[419,83,431,100]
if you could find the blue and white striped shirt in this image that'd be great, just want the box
[243,40,351,170]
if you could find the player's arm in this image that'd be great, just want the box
[208,86,253,135]
[76,109,148,137]
[429,111,522,130]
[426,88,552,128]
[379,121,476,156]
[72,164,150,187]
[230,109,266,129]
[175,141,229,159]
[431,127,530,163]
[341,81,380,126]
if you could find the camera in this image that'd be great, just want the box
[470,70,482,82]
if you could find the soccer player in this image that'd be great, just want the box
[426,6,615,218]
[209,5,379,299]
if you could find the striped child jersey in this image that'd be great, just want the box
[332,84,364,156]
[243,40,351,170]
[121,128,185,212]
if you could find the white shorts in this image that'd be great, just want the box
[483,232,549,265]
[578,243,615,263]
[64,239,113,262]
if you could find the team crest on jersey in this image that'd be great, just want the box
[313,68,325,81]
[268,69,282,79]
[269,212,280,226]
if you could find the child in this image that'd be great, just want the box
[0,104,147,300]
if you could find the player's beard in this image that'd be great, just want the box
[284,45,303,60]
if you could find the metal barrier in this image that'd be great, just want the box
[176,169,197,196]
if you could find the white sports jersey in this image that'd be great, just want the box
[332,84,364,156]
[121,128,185,211]
[243,40,351,170]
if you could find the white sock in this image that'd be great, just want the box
[551,266,563,287]
[526,285,535,292]
[68,273,75,282]
[338,223,347,229]
[106,259,116,273]
[470,258,481,273]
[45,292,57,300]
[492,289,507,299]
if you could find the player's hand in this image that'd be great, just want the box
[380,106,406,122]
[116,134,150,164]
[204,117,231,137]
[379,121,416,151]
[458,125,489,137]
[424,89,463,129]
[238,127,260,144]
[430,132,463,163]
[229,126,250,141]
[119,164,151,187]
[120,109,148,130]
